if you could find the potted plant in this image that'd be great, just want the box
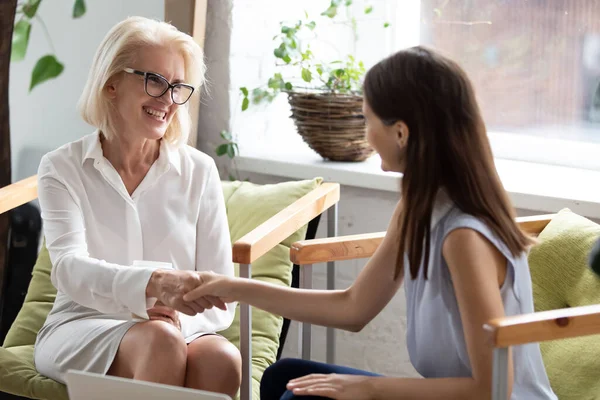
[219,0,389,163]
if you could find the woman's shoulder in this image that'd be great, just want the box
[440,208,524,262]
[39,132,98,174]
[178,144,217,173]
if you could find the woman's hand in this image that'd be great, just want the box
[286,374,375,400]
[183,271,237,304]
[147,301,181,330]
[146,270,229,316]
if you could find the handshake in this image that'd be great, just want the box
[145,269,235,318]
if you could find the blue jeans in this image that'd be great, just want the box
[260,358,381,400]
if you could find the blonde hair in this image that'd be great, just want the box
[78,16,205,146]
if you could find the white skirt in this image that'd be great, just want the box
[34,312,137,384]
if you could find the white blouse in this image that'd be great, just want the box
[37,131,235,341]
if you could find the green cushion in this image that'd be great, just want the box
[0,178,321,400]
[528,208,600,400]
[3,245,55,349]
[219,178,321,399]
[0,346,67,400]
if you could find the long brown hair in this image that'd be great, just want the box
[363,46,534,280]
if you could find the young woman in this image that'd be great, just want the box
[184,46,558,400]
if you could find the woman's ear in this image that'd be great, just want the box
[394,121,410,148]
[105,79,118,99]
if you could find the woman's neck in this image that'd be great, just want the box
[99,132,160,176]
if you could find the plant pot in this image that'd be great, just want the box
[287,91,375,162]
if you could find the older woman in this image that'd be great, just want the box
[33,16,241,398]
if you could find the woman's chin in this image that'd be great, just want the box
[380,161,403,174]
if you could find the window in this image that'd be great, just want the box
[230,0,600,170]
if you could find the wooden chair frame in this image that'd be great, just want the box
[0,175,341,400]
[289,214,600,400]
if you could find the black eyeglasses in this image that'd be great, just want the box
[123,68,195,105]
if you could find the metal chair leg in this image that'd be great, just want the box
[492,347,509,400]
[299,264,313,360]
[326,203,338,364]
[240,263,252,400]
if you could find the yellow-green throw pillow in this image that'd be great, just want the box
[0,178,322,400]
[528,208,600,400]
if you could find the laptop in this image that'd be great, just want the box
[65,370,232,400]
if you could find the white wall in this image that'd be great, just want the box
[9,0,163,181]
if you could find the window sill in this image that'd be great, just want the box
[236,147,600,219]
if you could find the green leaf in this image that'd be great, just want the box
[23,0,42,18]
[220,130,232,141]
[11,19,31,62]
[29,55,64,91]
[268,73,285,90]
[216,144,229,156]
[306,21,316,30]
[364,5,373,14]
[242,97,249,111]
[345,0,353,5]
[226,143,236,158]
[274,44,286,59]
[321,6,337,18]
[383,22,390,28]
[285,82,293,91]
[282,54,292,64]
[252,88,266,103]
[240,87,248,97]
[73,0,86,18]
[301,68,312,83]
[281,26,291,34]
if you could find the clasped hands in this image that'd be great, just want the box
[145,269,233,329]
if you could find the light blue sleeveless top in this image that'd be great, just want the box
[404,193,557,399]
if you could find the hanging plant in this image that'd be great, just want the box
[12,0,87,92]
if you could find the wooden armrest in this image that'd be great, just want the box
[515,214,555,235]
[289,213,557,265]
[0,175,38,215]
[291,231,385,265]
[484,304,600,347]
[232,182,340,264]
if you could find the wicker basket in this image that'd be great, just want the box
[287,91,375,162]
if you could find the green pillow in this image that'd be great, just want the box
[0,178,322,400]
[220,178,321,399]
[528,208,600,400]
[3,245,55,349]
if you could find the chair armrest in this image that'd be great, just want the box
[484,304,600,348]
[289,213,557,266]
[232,182,340,264]
[290,231,385,265]
[515,214,555,235]
[0,175,38,215]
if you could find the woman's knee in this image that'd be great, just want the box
[186,336,241,394]
[263,358,308,382]
[261,358,306,400]
[130,321,187,364]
